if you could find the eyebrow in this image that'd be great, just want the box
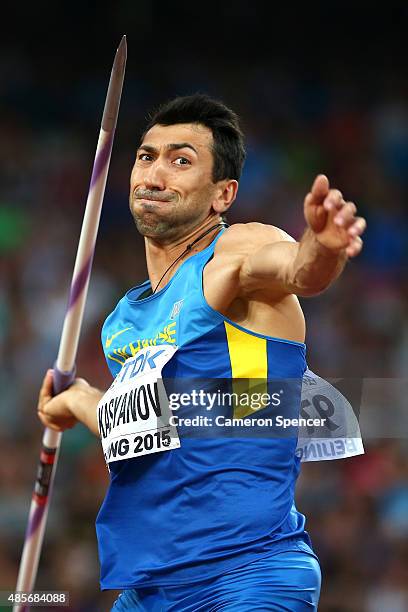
[138,142,199,155]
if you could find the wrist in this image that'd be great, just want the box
[311,230,348,259]
[68,381,103,423]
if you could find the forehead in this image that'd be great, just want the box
[140,123,213,152]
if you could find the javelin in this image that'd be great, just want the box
[14,36,127,611]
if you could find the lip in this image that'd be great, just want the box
[135,197,173,206]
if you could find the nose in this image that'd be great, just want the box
[143,158,167,191]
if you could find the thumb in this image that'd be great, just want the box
[304,175,330,233]
[310,174,330,203]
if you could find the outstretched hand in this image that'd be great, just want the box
[304,175,366,257]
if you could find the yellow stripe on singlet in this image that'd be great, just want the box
[224,322,268,419]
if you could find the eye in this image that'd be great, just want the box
[138,153,153,162]
[173,156,191,166]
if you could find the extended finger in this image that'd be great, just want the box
[346,236,363,257]
[348,217,367,237]
[334,202,357,227]
[323,189,344,211]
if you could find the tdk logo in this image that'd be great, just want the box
[118,349,166,383]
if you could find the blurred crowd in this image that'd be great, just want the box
[1,11,408,611]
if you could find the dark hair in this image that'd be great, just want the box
[141,94,246,182]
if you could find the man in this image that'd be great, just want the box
[38,94,366,611]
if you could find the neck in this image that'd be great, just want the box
[145,215,225,292]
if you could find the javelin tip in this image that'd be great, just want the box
[113,34,127,76]
[101,36,127,131]
[117,35,127,58]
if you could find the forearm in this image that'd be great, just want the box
[290,228,348,295]
[245,228,347,296]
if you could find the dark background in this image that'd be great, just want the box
[1,2,407,610]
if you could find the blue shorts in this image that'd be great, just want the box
[111,545,321,611]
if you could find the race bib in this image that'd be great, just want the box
[296,369,364,462]
[97,345,180,465]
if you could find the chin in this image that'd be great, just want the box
[133,215,173,238]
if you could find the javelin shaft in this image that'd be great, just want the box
[14,36,127,612]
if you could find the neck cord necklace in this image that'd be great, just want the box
[151,221,229,294]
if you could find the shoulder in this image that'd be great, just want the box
[215,222,296,257]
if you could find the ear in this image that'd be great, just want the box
[212,179,239,214]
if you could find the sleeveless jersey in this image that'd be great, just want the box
[96,232,311,589]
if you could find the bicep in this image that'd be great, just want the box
[212,223,301,299]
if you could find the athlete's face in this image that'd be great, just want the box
[129,123,236,241]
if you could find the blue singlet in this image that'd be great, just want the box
[96,231,316,592]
